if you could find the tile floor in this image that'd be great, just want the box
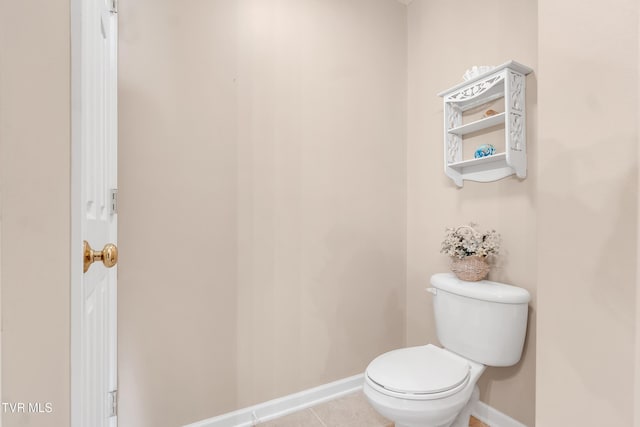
[259,392,489,427]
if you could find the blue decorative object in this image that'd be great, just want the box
[474,144,496,159]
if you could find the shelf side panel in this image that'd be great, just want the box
[444,102,463,186]
[444,103,462,164]
[505,70,527,178]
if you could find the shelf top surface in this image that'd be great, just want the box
[438,60,533,97]
[448,112,505,135]
[448,152,507,169]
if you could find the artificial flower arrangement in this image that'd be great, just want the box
[440,223,501,281]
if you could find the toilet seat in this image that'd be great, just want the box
[365,344,470,401]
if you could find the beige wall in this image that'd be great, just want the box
[0,0,71,426]
[637,5,640,425]
[406,0,537,425]
[233,0,407,407]
[536,0,638,425]
[118,0,407,425]
[118,1,239,425]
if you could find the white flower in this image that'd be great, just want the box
[440,223,501,260]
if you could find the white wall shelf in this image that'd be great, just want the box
[438,60,533,187]
[448,112,505,136]
[448,152,507,170]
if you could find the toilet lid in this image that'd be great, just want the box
[366,345,470,395]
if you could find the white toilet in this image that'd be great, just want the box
[364,273,530,427]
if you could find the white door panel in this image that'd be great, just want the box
[73,0,118,425]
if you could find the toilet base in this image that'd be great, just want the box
[450,385,479,427]
[390,385,480,427]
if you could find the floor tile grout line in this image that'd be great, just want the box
[309,407,328,427]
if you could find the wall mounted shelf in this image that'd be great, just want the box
[438,61,533,187]
[447,112,505,136]
[448,152,507,170]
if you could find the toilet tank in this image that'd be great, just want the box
[429,273,530,367]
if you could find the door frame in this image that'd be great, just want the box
[70,0,84,424]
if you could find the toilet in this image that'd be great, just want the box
[364,273,530,427]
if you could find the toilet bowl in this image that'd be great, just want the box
[364,273,530,427]
[364,344,485,427]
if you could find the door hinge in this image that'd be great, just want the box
[109,188,118,215]
[108,390,118,417]
[109,0,118,14]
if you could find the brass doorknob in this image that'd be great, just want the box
[84,240,118,273]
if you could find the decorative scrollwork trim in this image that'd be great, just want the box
[509,113,524,151]
[446,135,460,163]
[446,75,504,103]
[509,71,524,112]
[446,106,461,131]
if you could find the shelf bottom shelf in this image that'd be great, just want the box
[446,153,515,185]
[448,153,506,170]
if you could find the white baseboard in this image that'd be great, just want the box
[472,400,528,427]
[183,374,364,427]
[184,374,526,427]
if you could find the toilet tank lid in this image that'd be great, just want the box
[430,273,531,304]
